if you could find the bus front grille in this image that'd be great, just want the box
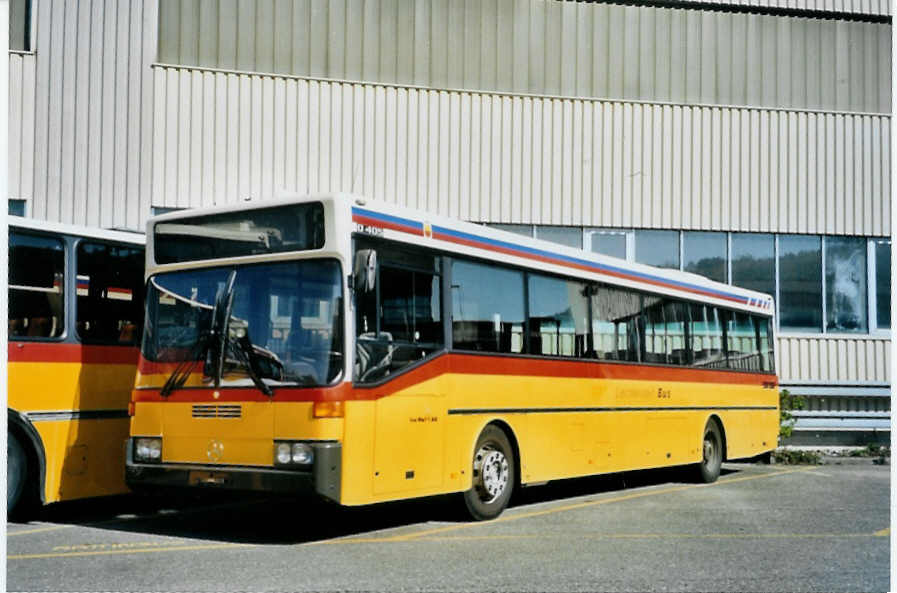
[192,404,242,419]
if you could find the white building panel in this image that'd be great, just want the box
[149,67,891,238]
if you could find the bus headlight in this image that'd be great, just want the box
[274,441,314,467]
[134,438,162,463]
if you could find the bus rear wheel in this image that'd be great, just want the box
[695,420,723,483]
[463,425,515,521]
[8,431,28,515]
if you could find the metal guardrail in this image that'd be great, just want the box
[781,383,891,437]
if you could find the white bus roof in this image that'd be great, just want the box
[147,193,775,317]
[10,216,145,246]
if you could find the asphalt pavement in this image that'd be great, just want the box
[6,462,890,592]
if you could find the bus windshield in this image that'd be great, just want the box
[141,259,343,390]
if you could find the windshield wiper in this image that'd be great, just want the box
[160,331,214,397]
[228,335,274,396]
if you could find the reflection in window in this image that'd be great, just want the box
[756,316,775,372]
[725,311,760,371]
[590,232,627,260]
[779,235,822,332]
[683,232,726,283]
[10,0,30,52]
[644,300,688,365]
[8,199,27,217]
[452,260,524,353]
[536,226,583,249]
[875,241,890,330]
[689,304,724,368]
[77,242,145,344]
[591,285,642,362]
[825,237,867,333]
[731,234,774,297]
[635,230,680,270]
[9,233,65,338]
[528,274,589,357]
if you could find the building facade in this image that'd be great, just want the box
[8,0,892,442]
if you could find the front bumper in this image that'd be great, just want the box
[125,439,342,503]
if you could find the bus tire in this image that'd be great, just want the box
[463,425,516,521]
[695,419,723,483]
[8,431,28,515]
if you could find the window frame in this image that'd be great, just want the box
[8,230,68,342]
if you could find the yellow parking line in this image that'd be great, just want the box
[332,466,818,545]
[8,542,251,561]
[7,525,73,537]
[873,528,889,536]
[415,531,884,542]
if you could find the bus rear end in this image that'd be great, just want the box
[126,196,350,503]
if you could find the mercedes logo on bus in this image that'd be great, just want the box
[206,440,224,462]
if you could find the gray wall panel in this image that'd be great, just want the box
[148,66,892,237]
[156,0,892,113]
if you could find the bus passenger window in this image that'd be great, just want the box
[451,260,524,354]
[9,233,65,339]
[689,304,725,368]
[354,247,443,383]
[755,315,775,373]
[528,274,589,357]
[591,285,642,362]
[76,242,145,344]
[726,311,760,371]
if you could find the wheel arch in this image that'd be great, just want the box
[706,413,728,462]
[7,408,47,504]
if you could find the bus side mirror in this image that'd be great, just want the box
[353,249,377,293]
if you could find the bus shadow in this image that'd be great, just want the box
[22,465,744,546]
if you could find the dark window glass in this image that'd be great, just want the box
[354,244,442,383]
[689,304,725,368]
[143,260,343,387]
[452,260,524,353]
[591,285,642,361]
[487,224,534,238]
[528,274,590,357]
[725,311,761,371]
[756,316,775,373]
[876,241,890,329]
[8,199,26,217]
[590,232,627,260]
[779,235,822,332]
[154,202,325,264]
[77,242,145,344]
[10,0,30,52]
[635,230,680,270]
[683,232,727,283]
[9,232,65,339]
[731,233,775,296]
[536,226,583,249]
[825,237,868,333]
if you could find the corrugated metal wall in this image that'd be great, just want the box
[674,0,892,17]
[156,0,892,114]
[150,67,892,236]
[778,335,891,382]
[7,0,157,230]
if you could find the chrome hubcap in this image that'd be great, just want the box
[474,445,509,503]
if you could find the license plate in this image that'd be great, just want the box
[188,470,230,487]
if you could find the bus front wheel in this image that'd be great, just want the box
[695,420,723,483]
[463,425,515,521]
[7,431,28,515]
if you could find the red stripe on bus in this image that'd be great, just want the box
[9,342,140,364]
[133,352,776,403]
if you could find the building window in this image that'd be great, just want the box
[487,224,534,238]
[9,0,31,52]
[452,260,525,353]
[8,199,28,217]
[151,206,185,216]
[634,230,679,270]
[874,241,891,330]
[731,234,775,297]
[683,232,727,283]
[825,237,868,333]
[778,235,823,333]
[588,230,628,260]
[535,226,583,249]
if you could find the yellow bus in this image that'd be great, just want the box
[127,194,778,520]
[8,217,145,515]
